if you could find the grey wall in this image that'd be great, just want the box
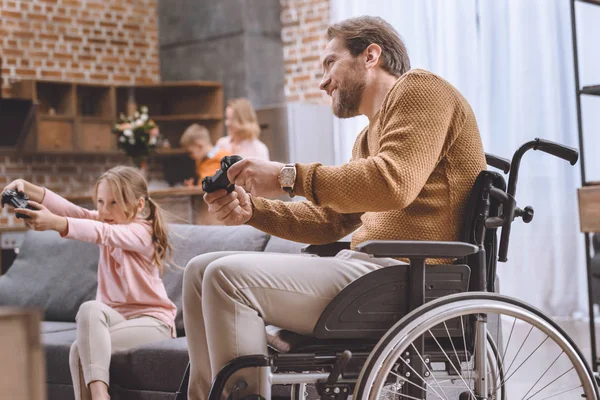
[157,0,286,109]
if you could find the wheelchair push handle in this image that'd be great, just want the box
[533,138,579,166]
[497,138,579,262]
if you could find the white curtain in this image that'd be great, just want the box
[330,0,598,317]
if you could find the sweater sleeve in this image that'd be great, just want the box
[42,189,100,220]
[295,72,465,213]
[63,218,153,254]
[247,196,362,245]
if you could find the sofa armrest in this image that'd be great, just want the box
[301,241,351,257]
[355,240,479,259]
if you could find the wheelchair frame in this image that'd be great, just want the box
[175,139,589,400]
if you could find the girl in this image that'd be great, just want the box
[217,98,270,160]
[2,166,176,400]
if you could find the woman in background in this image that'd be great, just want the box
[217,98,270,160]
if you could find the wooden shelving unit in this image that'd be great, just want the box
[115,82,224,148]
[11,80,224,156]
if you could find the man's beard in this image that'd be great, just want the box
[332,71,366,119]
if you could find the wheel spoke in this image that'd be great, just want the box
[500,336,550,388]
[504,324,534,376]
[536,384,583,400]
[428,329,477,399]
[520,350,563,400]
[526,367,575,400]
[396,354,448,400]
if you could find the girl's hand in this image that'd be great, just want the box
[2,179,27,195]
[15,201,68,234]
[1,179,45,205]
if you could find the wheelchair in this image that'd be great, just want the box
[176,138,598,400]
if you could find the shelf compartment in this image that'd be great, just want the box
[77,84,114,119]
[36,82,75,117]
[37,120,75,152]
[77,120,116,152]
[116,85,223,117]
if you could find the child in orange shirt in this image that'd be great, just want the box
[180,124,231,186]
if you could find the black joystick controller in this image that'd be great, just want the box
[202,155,243,193]
[1,189,36,219]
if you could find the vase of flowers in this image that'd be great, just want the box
[112,105,162,171]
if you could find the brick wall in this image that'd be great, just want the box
[281,0,331,104]
[0,0,159,98]
[0,0,160,228]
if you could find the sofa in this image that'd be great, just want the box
[0,224,306,400]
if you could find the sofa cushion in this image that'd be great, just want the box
[42,321,77,334]
[0,230,98,322]
[163,224,270,335]
[110,337,189,393]
[263,235,305,254]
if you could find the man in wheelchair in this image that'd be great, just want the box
[183,15,486,400]
[182,15,595,400]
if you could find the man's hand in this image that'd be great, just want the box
[227,158,286,198]
[15,201,68,234]
[204,186,253,225]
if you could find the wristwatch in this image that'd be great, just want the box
[279,164,297,197]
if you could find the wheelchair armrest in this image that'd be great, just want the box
[355,240,479,259]
[301,241,351,257]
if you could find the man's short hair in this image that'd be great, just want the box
[327,16,410,77]
[180,124,211,148]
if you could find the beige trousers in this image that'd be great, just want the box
[69,300,172,400]
[182,250,400,400]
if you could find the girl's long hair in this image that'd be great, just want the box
[93,166,172,275]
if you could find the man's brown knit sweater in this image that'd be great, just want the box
[248,69,486,253]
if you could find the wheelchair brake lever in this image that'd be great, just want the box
[317,350,353,400]
[326,350,352,384]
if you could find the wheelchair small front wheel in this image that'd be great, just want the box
[354,292,598,400]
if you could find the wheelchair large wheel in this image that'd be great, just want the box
[354,292,598,400]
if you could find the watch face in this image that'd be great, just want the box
[281,168,295,186]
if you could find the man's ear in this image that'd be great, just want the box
[364,43,382,69]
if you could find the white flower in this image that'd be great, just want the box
[124,129,133,137]
[149,137,157,145]
[140,106,148,114]
[129,137,135,145]
[140,114,148,122]
[135,119,143,127]
[135,112,140,118]
[119,136,126,143]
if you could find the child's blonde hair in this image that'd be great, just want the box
[180,124,211,148]
[93,166,172,275]
[227,98,261,140]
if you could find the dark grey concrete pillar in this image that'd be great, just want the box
[157,0,286,109]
